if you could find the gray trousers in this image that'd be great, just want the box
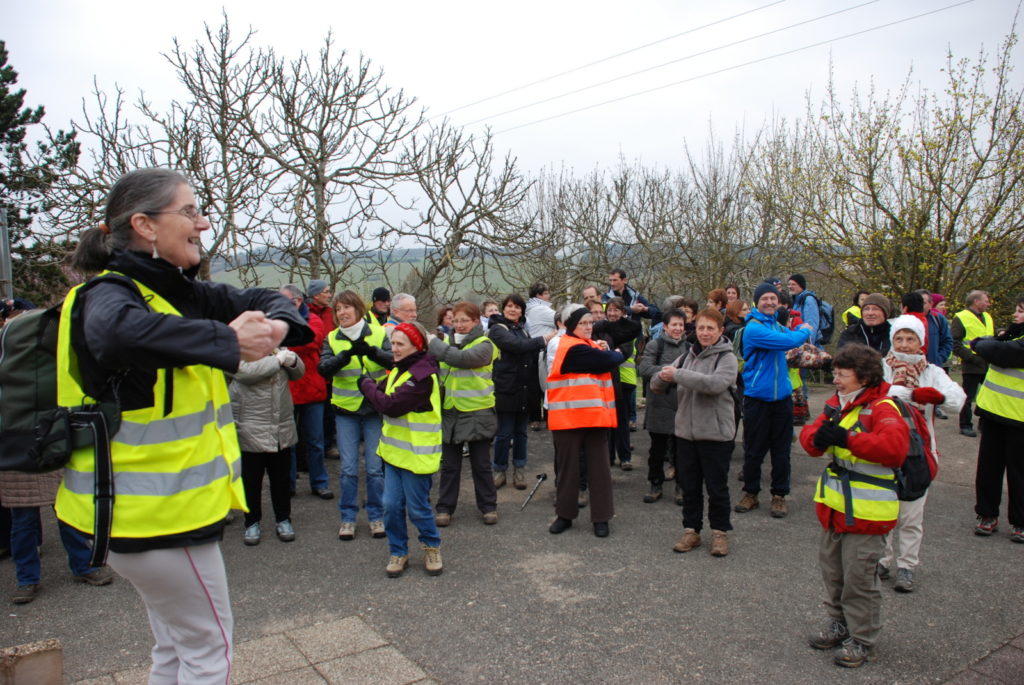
[818,527,884,647]
[108,542,233,684]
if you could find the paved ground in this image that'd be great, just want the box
[1,385,1021,684]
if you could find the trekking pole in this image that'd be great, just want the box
[520,473,548,511]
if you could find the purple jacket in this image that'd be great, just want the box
[359,351,438,417]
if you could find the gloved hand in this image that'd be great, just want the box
[349,339,371,357]
[275,349,298,367]
[813,423,849,449]
[911,387,945,405]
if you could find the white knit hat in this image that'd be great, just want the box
[889,314,926,346]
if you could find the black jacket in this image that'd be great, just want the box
[973,333,1024,428]
[487,314,544,412]
[837,320,891,355]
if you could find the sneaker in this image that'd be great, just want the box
[243,522,261,546]
[975,516,998,536]
[672,528,702,553]
[386,555,409,578]
[710,530,729,557]
[74,566,114,586]
[482,511,498,525]
[326,446,340,459]
[734,492,759,513]
[643,484,662,503]
[512,467,526,490]
[770,495,788,518]
[11,584,39,605]
[422,545,443,575]
[435,512,451,527]
[338,521,356,541]
[577,490,589,508]
[893,567,914,593]
[1011,526,1024,543]
[808,618,850,650]
[620,461,633,471]
[369,520,386,538]
[312,487,335,500]
[833,637,873,668]
[275,519,296,542]
[493,471,507,489]
[960,427,978,438]
[876,562,891,581]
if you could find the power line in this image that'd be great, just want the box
[435,0,787,119]
[494,0,974,135]
[465,0,879,128]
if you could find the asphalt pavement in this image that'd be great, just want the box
[1,384,1022,684]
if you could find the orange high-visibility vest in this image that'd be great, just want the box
[546,335,616,430]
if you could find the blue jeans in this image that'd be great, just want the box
[292,402,329,491]
[335,413,384,522]
[10,507,96,585]
[493,410,528,471]
[382,462,440,557]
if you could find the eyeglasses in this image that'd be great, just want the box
[147,205,204,222]
[832,370,857,379]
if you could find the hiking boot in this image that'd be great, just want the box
[243,522,261,546]
[493,471,507,489]
[337,521,356,541]
[11,584,39,605]
[385,555,408,578]
[620,461,634,471]
[808,618,849,650]
[643,484,662,503]
[593,522,610,538]
[529,421,541,432]
[512,467,526,490]
[629,421,637,432]
[960,426,977,438]
[435,512,451,527]
[74,566,114,586]
[482,511,498,525]
[833,637,873,668]
[369,520,386,538]
[422,545,443,575]
[1012,526,1024,543]
[674,484,683,506]
[770,495,788,518]
[893,567,914,593]
[577,490,589,508]
[326,446,340,459]
[275,519,296,542]
[664,463,676,481]
[710,530,729,557]
[734,492,759,513]
[549,517,573,534]
[312,487,335,500]
[975,516,998,536]
[876,562,891,581]
[672,528,702,553]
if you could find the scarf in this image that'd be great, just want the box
[338,321,365,341]
[884,350,928,389]
[837,387,864,410]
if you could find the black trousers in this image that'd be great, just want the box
[437,440,497,515]
[677,439,733,532]
[975,416,1024,527]
[647,432,677,485]
[960,373,984,429]
[242,448,292,526]
[609,384,632,464]
[741,395,793,496]
[553,428,613,523]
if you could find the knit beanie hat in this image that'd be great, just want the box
[753,282,778,306]
[561,303,588,334]
[861,293,892,318]
[371,287,391,302]
[889,314,926,346]
[931,293,945,306]
[789,273,807,291]
[308,279,329,298]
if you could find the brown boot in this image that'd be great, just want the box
[422,545,443,576]
[493,471,506,489]
[710,530,729,557]
[734,492,759,513]
[770,495,788,518]
[672,528,702,553]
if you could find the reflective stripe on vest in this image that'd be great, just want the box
[54,272,245,539]
[953,310,995,356]
[976,339,1024,422]
[813,399,899,524]
[327,326,387,411]
[377,369,442,474]
[440,336,496,411]
[546,335,617,430]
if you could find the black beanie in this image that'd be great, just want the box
[789,273,807,291]
[753,282,778,305]
[564,307,589,334]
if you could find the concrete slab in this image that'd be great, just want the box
[315,646,428,685]
[246,666,330,684]
[968,645,1024,684]
[286,616,388,663]
[231,633,310,683]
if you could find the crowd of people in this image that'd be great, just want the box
[2,169,1023,678]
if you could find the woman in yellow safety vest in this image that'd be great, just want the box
[57,168,311,681]
[359,321,444,578]
[603,297,640,469]
[318,290,393,542]
[798,343,910,669]
[428,301,499,527]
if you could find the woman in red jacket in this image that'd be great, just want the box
[799,343,909,669]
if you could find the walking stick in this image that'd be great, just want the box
[520,473,548,511]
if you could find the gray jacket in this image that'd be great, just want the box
[229,353,305,453]
[429,325,499,444]
[638,334,689,434]
[651,336,737,442]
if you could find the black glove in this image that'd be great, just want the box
[814,423,849,449]
[350,340,372,356]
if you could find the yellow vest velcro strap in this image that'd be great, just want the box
[548,399,617,411]
[116,401,230,446]
[547,377,614,390]
[380,434,440,455]
[63,454,232,496]
[387,417,441,432]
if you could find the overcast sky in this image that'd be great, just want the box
[3,0,1019,176]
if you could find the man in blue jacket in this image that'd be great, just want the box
[736,282,815,519]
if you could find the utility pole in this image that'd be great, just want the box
[0,208,12,300]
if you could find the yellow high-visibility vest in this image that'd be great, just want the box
[439,335,496,412]
[377,369,441,474]
[327,326,387,411]
[976,334,1024,423]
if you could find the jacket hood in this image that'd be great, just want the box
[692,336,734,357]
[397,350,439,381]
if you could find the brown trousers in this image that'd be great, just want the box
[818,527,885,646]
[553,428,614,523]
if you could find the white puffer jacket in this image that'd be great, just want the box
[229,352,304,454]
